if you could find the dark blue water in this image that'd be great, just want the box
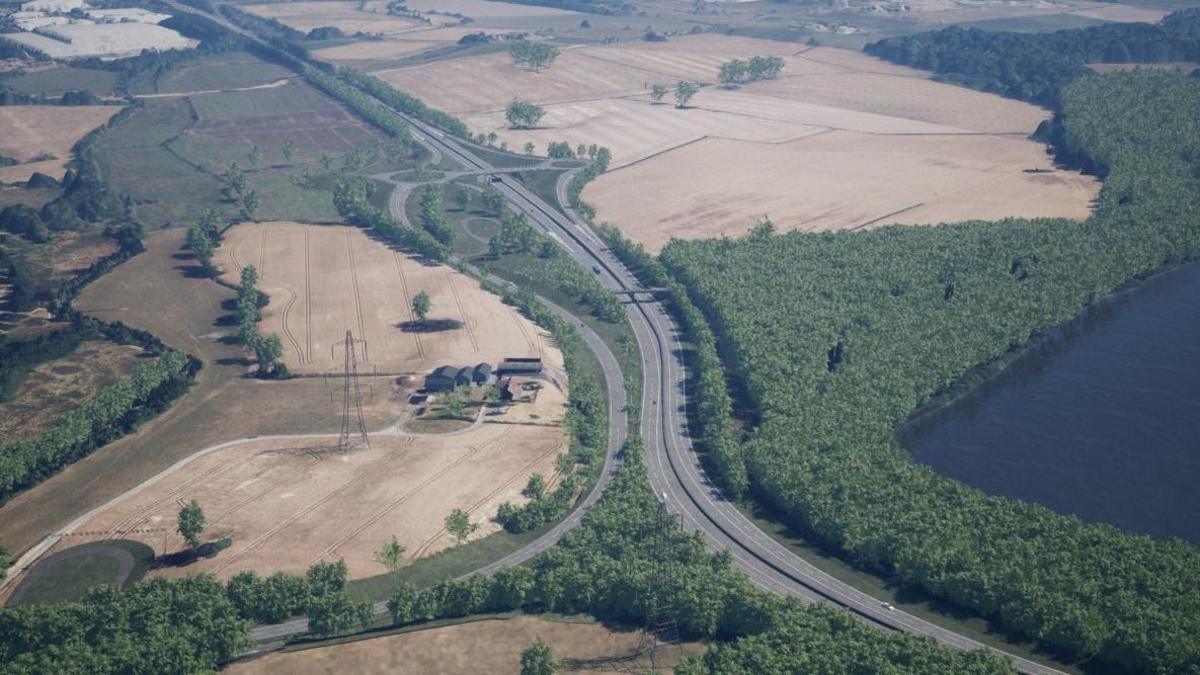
[907,263,1200,544]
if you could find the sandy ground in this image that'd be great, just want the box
[228,615,702,674]
[242,1,427,35]
[44,418,567,581]
[0,105,121,183]
[215,222,559,377]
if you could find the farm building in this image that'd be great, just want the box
[497,357,543,375]
[424,362,494,391]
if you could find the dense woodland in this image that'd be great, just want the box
[865,9,1200,105]
[660,72,1200,674]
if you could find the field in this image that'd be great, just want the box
[93,76,392,226]
[0,340,148,442]
[127,51,294,96]
[229,615,702,674]
[243,1,429,35]
[0,23,197,60]
[44,419,567,580]
[377,35,1098,250]
[0,229,405,557]
[215,222,557,376]
[0,105,121,184]
[0,66,119,97]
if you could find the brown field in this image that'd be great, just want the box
[49,420,566,581]
[377,35,1097,249]
[228,615,702,674]
[0,105,121,184]
[0,340,148,441]
[0,230,404,558]
[215,222,557,376]
[242,1,426,35]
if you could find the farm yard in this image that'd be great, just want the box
[229,615,703,674]
[42,421,568,581]
[0,105,121,184]
[215,222,557,376]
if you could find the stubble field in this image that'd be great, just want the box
[215,222,557,376]
[0,105,121,184]
[44,421,567,581]
[373,35,1099,250]
[230,615,702,674]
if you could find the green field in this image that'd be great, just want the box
[8,540,155,606]
[0,67,118,98]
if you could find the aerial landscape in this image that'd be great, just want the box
[0,0,1197,672]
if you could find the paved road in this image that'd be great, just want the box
[394,117,1063,675]
[182,2,1064,667]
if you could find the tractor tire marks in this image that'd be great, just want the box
[277,287,306,365]
[408,440,564,560]
[345,230,369,362]
[209,437,417,575]
[444,268,480,353]
[315,430,514,564]
[392,251,425,360]
[304,229,313,365]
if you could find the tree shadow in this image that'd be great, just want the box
[398,319,464,333]
[174,263,215,279]
[152,538,231,569]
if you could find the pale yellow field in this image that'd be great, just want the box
[378,34,1096,247]
[403,0,578,18]
[0,105,121,183]
[215,222,556,376]
[242,1,425,35]
[229,615,703,674]
[53,421,568,581]
[314,27,519,62]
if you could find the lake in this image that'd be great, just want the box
[906,262,1200,544]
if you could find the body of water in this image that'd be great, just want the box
[906,263,1200,544]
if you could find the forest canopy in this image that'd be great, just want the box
[660,71,1200,674]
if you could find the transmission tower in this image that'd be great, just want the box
[560,497,681,672]
[337,330,369,453]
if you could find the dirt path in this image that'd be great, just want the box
[134,77,297,99]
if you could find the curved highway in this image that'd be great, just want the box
[395,117,1063,675]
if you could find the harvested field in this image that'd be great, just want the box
[228,615,702,675]
[384,35,1098,247]
[0,105,121,183]
[0,23,197,60]
[0,340,147,441]
[50,420,568,580]
[403,0,577,19]
[215,222,557,376]
[243,1,426,35]
[314,26,520,63]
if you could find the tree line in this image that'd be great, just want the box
[717,56,784,86]
[659,72,1200,674]
[864,9,1200,106]
[332,177,448,262]
[0,349,193,503]
[508,40,560,71]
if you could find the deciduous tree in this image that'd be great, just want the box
[178,499,205,549]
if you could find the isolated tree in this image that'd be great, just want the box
[482,185,506,216]
[524,141,535,155]
[506,99,545,129]
[718,58,748,85]
[454,187,470,212]
[445,508,477,544]
[412,290,432,322]
[282,139,297,162]
[520,637,556,675]
[242,189,259,218]
[650,83,668,103]
[675,80,699,108]
[178,499,205,549]
[524,473,546,499]
[226,162,246,196]
[248,144,263,166]
[375,535,406,573]
[748,55,784,80]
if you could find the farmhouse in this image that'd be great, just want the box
[425,362,494,391]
